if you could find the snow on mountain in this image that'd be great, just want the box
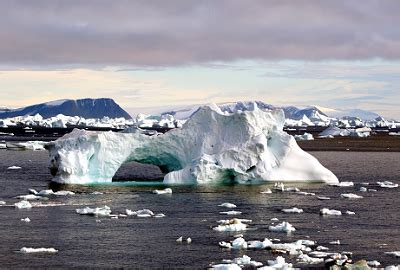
[0,98,132,119]
[318,108,380,121]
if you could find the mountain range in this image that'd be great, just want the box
[0,98,132,119]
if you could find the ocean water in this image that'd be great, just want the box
[0,150,399,269]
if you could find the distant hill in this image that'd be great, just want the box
[0,98,132,119]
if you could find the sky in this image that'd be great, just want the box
[0,0,399,118]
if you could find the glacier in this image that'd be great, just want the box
[46,103,338,185]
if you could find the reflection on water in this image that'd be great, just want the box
[0,150,399,268]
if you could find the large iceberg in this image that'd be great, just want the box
[46,104,338,185]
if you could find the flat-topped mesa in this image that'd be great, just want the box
[46,103,338,185]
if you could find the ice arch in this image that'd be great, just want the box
[47,104,338,185]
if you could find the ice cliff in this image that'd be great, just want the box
[47,104,338,185]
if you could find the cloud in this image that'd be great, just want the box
[1,0,400,67]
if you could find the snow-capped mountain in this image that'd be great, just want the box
[0,98,132,119]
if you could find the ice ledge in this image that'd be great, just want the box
[47,104,338,185]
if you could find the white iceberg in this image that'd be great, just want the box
[320,208,342,216]
[19,247,58,254]
[269,221,296,233]
[377,181,398,188]
[152,188,173,194]
[15,200,32,209]
[46,104,338,185]
[76,206,111,217]
[218,203,237,208]
[7,166,22,170]
[281,207,303,214]
[213,218,249,232]
[340,193,363,199]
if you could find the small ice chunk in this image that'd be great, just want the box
[317,196,331,200]
[368,189,377,192]
[219,211,242,215]
[91,191,103,195]
[345,210,355,215]
[186,237,192,244]
[359,187,367,192]
[330,181,354,187]
[232,255,262,267]
[154,213,166,218]
[340,193,363,199]
[377,181,398,188]
[384,265,400,270]
[266,256,293,269]
[269,221,296,233]
[260,188,272,194]
[16,194,43,200]
[54,190,75,196]
[385,251,400,257]
[15,200,32,209]
[0,201,5,205]
[329,240,341,245]
[248,238,273,249]
[176,236,183,243]
[296,191,315,196]
[271,218,279,222]
[218,203,237,208]
[211,263,241,270]
[7,166,22,170]
[231,237,247,249]
[125,209,154,217]
[37,189,55,196]
[213,218,248,232]
[28,189,38,195]
[19,247,58,253]
[282,207,303,214]
[367,260,381,267]
[76,206,111,217]
[297,253,324,264]
[316,245,329,251]
[21,217,31,222]
[152,188,172,194]
[320,208,342,216]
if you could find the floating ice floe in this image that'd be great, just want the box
[152,188,172,194]
[247,239,273,249]
[213,218,250,232]
[330,181,354,187]
[294,133,314,141]
[21,217,31,222]
[263,256,294,270]
[282,207,303,214]
[296,253,324,264]
[269,222,296,233]
[340,193,363,199]
[345,210,355,215]
[15,200,32,209]
[385,251,400,258]
[359,187,368,192]
[377,181,398,188]
[16,194,43,200]
[7,166,22,170]
[320,208,342,216]
[296,191,315,196]
[218,203,237,208]
[76,206,111,217]
[0,200,6,205]
[213,255,263,268]
[385,265,400,270]
[211,263,241,270]
[125,209,156,218]
[19,247,58,254]
[219,211,242,215]
[260,188,272,194]
[367,260,381,267]
[329,240,341,245]
[219,237,248,249]
[47,104,338,185]
[317,196,331,200]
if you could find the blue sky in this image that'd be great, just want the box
[0,1,399,118]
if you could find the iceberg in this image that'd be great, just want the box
[46,104,338,185]
[19,247,58,254]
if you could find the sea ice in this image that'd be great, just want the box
[317,196,331,200]
[0,201,6,205]
[213,218,249,232]
[218,203,237,208]
[377,181,398,188]
[367,260,381,267]
[7,166,22,170]
[359,187,367,192]
[340,193,363,199]
[269,222,296,233]
[15,200,32,209]
[320,208,342,216]
[125,209,155,217]
[21,217,31,222]
[219,211,242,215]
[16,194,43,200]
[329,240,341,245]
[248,238,273,249]
[345,210,355,215]
[211,263,241,270]
[76,206,111,217]
[385,251,400,257]
[296,253,324,264]
[262,256,293,270]
[19,247,58,254]
[260,188,272,194]
[47,104,338,185]
[281,207,303,214]
[152,188,173,194]
[330,181,354,187]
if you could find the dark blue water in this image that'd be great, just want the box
[0,150,399,268]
